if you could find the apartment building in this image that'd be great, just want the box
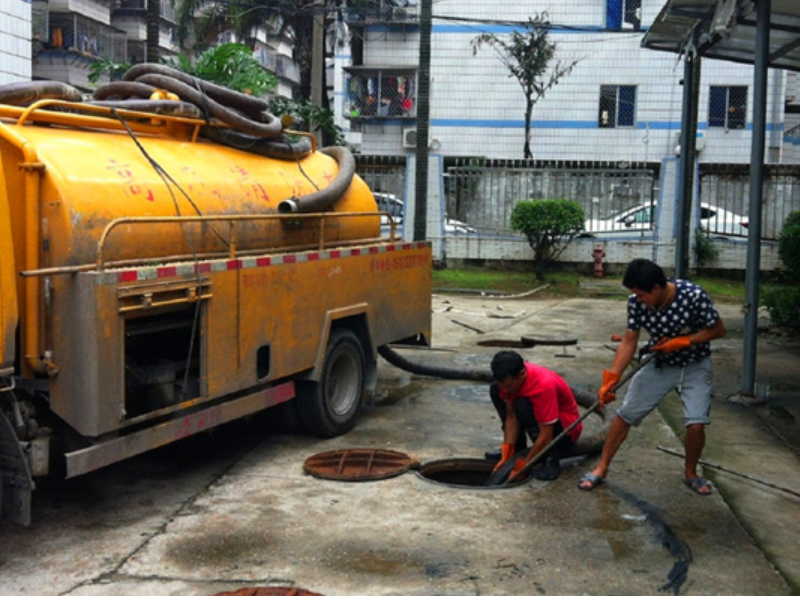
[337,0,792,164]
[1,0,32,84]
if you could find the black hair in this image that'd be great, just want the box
[622,258,667,292]
[490,351,524,381]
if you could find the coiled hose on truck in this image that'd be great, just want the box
[0,65,354,213]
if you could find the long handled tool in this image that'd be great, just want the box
[492,352,656,487]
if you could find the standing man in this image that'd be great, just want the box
[490,351,583,482]
[578,258,726,495]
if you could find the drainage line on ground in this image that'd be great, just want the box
[609,484,693,595]
[656,445,800,500]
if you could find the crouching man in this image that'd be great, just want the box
[490,351,583,482]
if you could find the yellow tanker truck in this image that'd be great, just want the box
[0,72,431,525]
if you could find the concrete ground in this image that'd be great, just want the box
[1,291,798,595]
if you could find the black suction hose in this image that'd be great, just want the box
[0,80,82,105]
[377,345,598,411]
[201,126,313,161]
[278,146,356,213]
[122,63,270,116]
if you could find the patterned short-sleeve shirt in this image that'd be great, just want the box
[627,279,720,367]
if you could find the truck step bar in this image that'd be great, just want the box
[65,381,294,479]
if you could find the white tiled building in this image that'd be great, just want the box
[337,0,792,164]
[1,0,32,84]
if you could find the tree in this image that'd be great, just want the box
[472,14,579,159]
[165,43,277,95]
[510,198,585,280]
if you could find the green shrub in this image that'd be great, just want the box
[761,286,800,330]
[694,229,719,267]
[510,198,585,280]
[778,210,800,281]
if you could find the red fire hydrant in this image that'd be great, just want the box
[592,245,606,278]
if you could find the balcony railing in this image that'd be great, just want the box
[345,0,419,24]
[113,0,177,23]
[46,13,127,62]
[254,47,300,85]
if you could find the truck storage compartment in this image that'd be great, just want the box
[124,306,202,419]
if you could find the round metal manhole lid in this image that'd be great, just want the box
[215,586,321,596]
[303,448,418,481]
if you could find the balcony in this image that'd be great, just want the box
[254,47,301,86]
[34,13,127,89]
[344,67,417,121]
[345,0,419,25]
[112,0,177,23]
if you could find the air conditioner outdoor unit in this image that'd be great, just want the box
[403,127,419,149]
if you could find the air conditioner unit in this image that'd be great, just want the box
[402,127,419,149]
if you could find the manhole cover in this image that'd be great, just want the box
[416,458,533,489]
[303,448,418,481]
[215,586,321,595]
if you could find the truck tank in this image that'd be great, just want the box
[0,122,379,271]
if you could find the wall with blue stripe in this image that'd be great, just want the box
[351,0,788,163]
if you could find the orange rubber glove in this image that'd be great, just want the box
[492,443,514,472]
[507,458,528,482]
[652,336,692,353]
[598,369,621,405]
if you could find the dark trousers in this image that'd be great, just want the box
[490,384,576,462]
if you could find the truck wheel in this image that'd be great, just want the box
[297,329,366,437]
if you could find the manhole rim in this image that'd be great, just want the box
[415,457,534,490]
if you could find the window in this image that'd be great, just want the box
[607,0,641,30]
[345,68,417,120]
[708,85,747,129]
[599,85,636,128]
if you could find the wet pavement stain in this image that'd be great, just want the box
[165,528,272,568]
[325,548,423,575]
[372,381,426,407]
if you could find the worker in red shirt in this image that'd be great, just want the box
[489,351,583,482]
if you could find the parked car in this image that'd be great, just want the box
[581,202,748,238]
[374,192,477,236]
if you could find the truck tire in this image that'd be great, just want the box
[297,329,366,437]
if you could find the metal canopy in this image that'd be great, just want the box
[642,0,800,71]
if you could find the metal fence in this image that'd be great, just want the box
[700,165,800,240]
[444,158,658,236]
[354,155,406,199]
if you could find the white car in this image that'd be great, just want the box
[374,192,477,236]
[582,202,748,238]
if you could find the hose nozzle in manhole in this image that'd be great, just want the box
[416,458,533,489]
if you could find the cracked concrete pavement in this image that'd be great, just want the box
[0,293,797,595]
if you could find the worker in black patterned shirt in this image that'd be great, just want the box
[578,258,726,495]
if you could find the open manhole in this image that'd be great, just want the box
[215,586,321,596]
[416,458,533,489]
[303,448,419,481]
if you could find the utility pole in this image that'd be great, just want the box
[310,0,325,143]
[413,0,432,242]
[675,47,700,279]
[147,0,161,63]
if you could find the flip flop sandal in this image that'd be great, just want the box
[684,477,713,495]
[577,472,605,491]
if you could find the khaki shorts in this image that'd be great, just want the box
[616,357,712,427]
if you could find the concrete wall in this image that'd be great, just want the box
[346,0,789,164]
[0,0,32,85]
[49,0,111,25]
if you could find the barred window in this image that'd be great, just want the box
[345,67,417,120]
[709,85,747,129]
[599,85,636,128]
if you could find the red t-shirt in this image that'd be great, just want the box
[498,362,582,442]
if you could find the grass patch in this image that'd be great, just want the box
[431,267,627,298]
[432,267,770,303]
